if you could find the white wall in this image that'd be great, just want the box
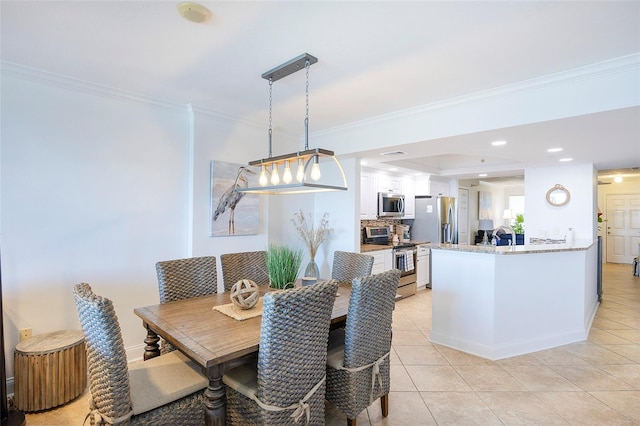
[1,75,191,378]
[314,158,359,277]
[189,107,275,290]
[525,164,597,242]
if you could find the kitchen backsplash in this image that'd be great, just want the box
[360,219,401,243]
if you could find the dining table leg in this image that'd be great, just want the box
[204,364,226,425]
[142,324,160,360]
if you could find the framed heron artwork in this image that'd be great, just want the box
[210,160,259,236]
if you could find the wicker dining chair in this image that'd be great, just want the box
[222,280,339,425]
[325,269,401,426]
[155,256,217,353]
[331,251,374,283]
[220,250,269,291]
[73,283,208,426]
[155,256,218,303]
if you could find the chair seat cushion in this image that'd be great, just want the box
[129,350,208,415]
[222,361,259,397]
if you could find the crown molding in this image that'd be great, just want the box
[3,53,638,136]
[314,53,640,137]
[188,103,263,129]
[0,61,188,112]
[0,61,274,130]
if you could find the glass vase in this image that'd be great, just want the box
[304,258,320,278]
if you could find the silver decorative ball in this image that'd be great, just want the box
[230,279,260,309]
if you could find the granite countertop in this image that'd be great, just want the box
[429,240,596,255]
[360,240,430,253]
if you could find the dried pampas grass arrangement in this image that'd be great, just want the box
[291,210,333,260]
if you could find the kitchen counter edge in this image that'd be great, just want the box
[360,241,430,253]
[428,240,596,255]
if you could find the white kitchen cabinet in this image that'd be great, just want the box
[384,249,393,271]
[369,249,393,275]
[402,176,415,219]
[416,245,430,288]
[360,171,378,220]
[361,170,417,220]
[378,174,402,193]
[429,178,450,196]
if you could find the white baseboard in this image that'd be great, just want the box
[430,328,588,361]
[126,343,146,363]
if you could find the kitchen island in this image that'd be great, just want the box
[429,241,599,360]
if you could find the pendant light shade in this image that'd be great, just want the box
[235,53,347,195]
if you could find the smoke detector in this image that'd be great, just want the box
[177,2,211,23]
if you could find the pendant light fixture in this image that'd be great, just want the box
[235,53,347,195]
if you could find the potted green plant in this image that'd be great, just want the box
[512,214,524,233]
[512,214,525,245]
[265,244,303,290]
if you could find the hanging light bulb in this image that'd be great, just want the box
[282,160,292,184]
[259,164,268,186]
[296,157,305,182]
[310,155,321,181]
[270,163,280,185]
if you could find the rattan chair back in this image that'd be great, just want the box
[155,256,217,303]
[74,283,206,426]
[331,251,374,283]
[220,250,269,291]
[325,269,401,423]
[343,269,400,368]
[224,280,339,425]
[73,283,134,423]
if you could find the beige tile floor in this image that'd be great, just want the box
[23,263,640,425]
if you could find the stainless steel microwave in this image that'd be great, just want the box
[378,192,405,218]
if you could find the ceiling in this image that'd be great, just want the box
[2,1,639,182]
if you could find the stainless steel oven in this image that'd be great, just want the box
[393,246,417,299]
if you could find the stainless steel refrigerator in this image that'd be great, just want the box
[405,196,458,244]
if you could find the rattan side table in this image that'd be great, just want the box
[14,330,87,412]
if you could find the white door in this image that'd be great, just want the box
[457,188,470,245]
[606,194,640,264]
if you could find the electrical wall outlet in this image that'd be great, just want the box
[19,328,32,341]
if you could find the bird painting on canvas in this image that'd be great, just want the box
[211,163,258,236]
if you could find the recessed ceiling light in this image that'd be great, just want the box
[547,147,563,153]
[479,173,488,177]
[389,168,398,172]
[559,158,573,162]
[614,176,623,183]
[177,2,211,23]
[360,160,368,165]
[491,140,507,146]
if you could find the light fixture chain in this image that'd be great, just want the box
[304,59,310,150]
[268,78,273,158]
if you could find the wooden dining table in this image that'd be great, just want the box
[133,282,351,426]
